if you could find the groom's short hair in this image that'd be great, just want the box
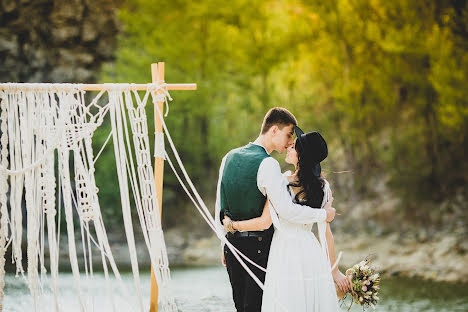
[261,107,297,134]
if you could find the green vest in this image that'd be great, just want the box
[220,143,271,221]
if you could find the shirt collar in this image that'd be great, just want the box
[251,139,271,155]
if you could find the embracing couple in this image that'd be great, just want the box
[215,108,352,312]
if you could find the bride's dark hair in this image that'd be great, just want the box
[289,142,325,208]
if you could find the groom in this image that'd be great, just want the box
[215,107,336,312]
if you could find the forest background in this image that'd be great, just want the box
[1,0,467,281]
[101,0,467,235]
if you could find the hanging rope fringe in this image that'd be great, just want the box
[0,83,176,312]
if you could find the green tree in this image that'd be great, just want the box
[96,0,468,230]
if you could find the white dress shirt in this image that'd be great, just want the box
[214,142,327,249]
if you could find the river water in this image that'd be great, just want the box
[4,266,468,311]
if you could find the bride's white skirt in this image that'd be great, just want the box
[261,227,340,312]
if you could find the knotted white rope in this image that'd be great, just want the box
[0,90,10,312]
[128,87,176,311]
[108,88,144,311]
[0,83,177,312]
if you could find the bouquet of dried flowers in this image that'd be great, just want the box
[337,257,380,311]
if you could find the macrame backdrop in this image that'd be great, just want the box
[0,83,177,312]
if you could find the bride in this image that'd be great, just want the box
[224,127,350,311]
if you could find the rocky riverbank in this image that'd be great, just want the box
[161,227,468,283]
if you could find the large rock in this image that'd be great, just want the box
[334,231,468,283]
[0,0,122,83]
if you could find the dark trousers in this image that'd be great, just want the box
[224,230,273,312]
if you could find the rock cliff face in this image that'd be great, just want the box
[0,0,121,83]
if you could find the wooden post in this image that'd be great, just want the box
[150,62,165,312]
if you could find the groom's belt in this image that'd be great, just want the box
[226,227,274,239]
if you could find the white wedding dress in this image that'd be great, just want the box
[261,173,340,312]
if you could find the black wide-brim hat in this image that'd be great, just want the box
[294,126,328,177]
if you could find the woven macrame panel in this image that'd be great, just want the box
[0,83,176,312]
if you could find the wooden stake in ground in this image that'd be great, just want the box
[149,62,196,312]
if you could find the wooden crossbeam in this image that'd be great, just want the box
[81,83,196,91]
[0,83,196,91]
